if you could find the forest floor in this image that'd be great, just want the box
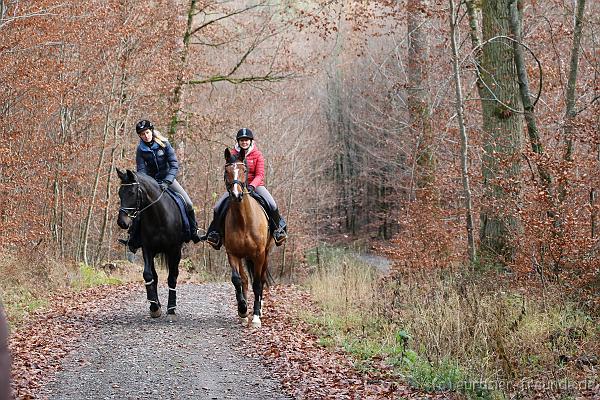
[8,279,448,400]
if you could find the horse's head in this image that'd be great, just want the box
[223,147,248,202]
[116,168,141,229]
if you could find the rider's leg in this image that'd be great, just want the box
[254,186,287,245]
[200,193,228,249]
[169,179,201,243]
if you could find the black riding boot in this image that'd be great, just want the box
[187,206,201,244]
[269,208,288,246]
[200,200,228,250]
[118,218,142,253]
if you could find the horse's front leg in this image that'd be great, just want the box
[142,248,161,318]
[166,248,181,322]
[251,255,267,328]
[228,254,248,320]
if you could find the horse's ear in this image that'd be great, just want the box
[238,148,246,162]
[126,169,137,182]
[116,168,126,181]
[224,147,231,161]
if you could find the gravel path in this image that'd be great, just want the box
[40,283,290,400]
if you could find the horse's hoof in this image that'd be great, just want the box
[239,316,249,325]
[251,315,261,328]
[150,307,162,318]
[166,313,178,323]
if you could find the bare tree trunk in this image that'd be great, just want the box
[81,110,111,265]
[82,64,121,265]
[279,153,296,277]
[51,103,70,259]
[168,0,196,140]
[407,0,434,197]
[508,0,556,193]
[449,0,476,263]
[591,188,597,239]
[563,0,587,164]
[508,2,542,155]
[479,0,524,262]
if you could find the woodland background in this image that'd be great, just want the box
[0,0,599,398]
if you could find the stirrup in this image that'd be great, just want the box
[190,229,201,244]
[273,230,287,246]
[206,232,222,250]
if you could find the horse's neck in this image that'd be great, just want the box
[141,186,171,222]
[229,196,257,225]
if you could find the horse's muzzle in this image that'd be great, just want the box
[117,212,131,229]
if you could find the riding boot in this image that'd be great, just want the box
[200,200,228,250]
[269,208,288,246]
[186,206,201,244]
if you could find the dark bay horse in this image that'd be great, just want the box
[116,168,184,321]
[223,148,272,328]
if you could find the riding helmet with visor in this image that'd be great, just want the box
[236,128,254,141]
[136,120,154,134]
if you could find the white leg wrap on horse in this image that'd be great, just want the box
[169,287,176,291]
[148,300,159,305]
[145,279,154,286]
[167,306,176,311]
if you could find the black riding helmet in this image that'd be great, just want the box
[136,119,154,134]
[236,128,254,141]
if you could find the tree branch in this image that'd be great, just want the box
[187,72,294,85]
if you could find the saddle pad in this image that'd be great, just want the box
[249,191,273,230]
[165,189,191,242]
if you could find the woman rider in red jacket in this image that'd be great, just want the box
[200,128,288,249]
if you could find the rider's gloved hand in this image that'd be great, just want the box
[247,185,255,193]
[159,181,171,191]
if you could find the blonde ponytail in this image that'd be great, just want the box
[152,130,168,148]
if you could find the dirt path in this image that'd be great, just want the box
[38,283,289,400]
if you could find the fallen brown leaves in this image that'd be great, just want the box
[9,282,453,399]
[243,285,450,400]
[8,284,135,399]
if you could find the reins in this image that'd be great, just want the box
[119,181,166,219]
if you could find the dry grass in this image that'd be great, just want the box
[303,249,599,398]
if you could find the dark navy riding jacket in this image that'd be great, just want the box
[136,139,178,184]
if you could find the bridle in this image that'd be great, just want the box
[224,161,248,197]
[119,181,165,219]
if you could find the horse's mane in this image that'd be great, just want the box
[131,171,161,196]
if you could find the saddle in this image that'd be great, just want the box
[250,191,269,213]
[165,188,192,242]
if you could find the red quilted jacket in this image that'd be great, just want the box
[233,144,264,188]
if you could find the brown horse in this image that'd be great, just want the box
[222,147,272,328]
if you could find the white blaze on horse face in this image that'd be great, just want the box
[233,164,240,197]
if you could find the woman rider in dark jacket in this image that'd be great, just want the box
[119,119,201,252]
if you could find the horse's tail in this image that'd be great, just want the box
[244,258,255,283]
[244,258,275,287]
[156,253,168,270]
[265,267,275,287]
